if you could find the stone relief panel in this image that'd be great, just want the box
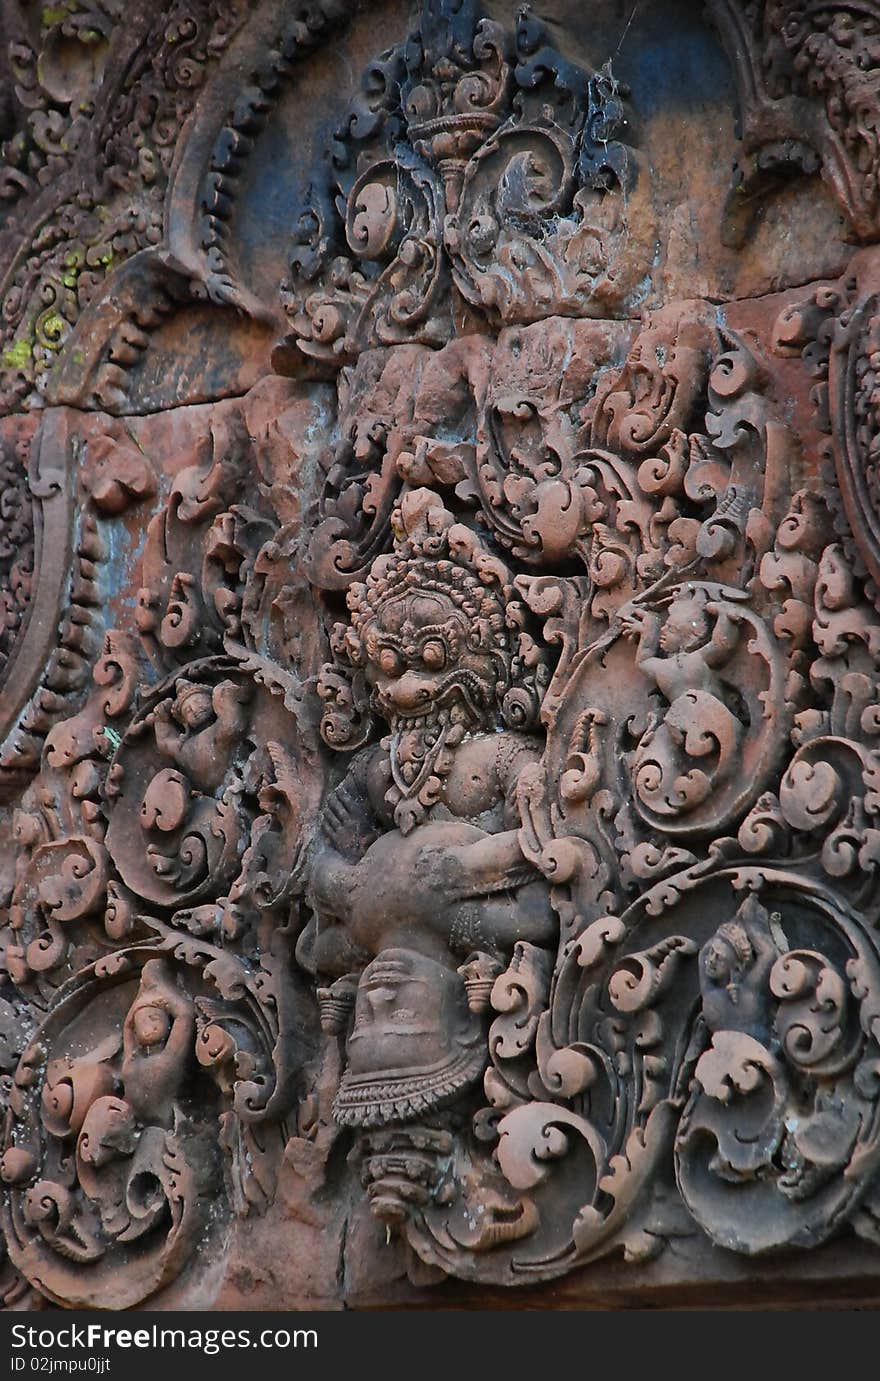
[1,0,880,1310]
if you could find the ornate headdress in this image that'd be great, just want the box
[345,487,515,692]
[319,489,548,760]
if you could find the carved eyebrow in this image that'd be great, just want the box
[409,621,464,641]
[371,616,464,647]
[369,627,406,646]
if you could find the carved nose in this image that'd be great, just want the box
[386,672,433,711]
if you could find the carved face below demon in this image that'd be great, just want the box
[334,948,486,1128]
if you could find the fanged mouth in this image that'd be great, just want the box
[376,674,492,731]
[385,710,437,728]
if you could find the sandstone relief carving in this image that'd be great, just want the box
[1,0,880,1310]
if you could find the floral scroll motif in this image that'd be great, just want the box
[280,0,648,368]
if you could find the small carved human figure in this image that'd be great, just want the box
[152,678,251,795]
[617,584,745,819]
[121,957,195,1123]
[698,898,779,1035]
[618,587,740,704]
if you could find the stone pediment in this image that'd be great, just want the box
[1,0,880,1310]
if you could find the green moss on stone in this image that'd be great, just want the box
[1,339,33,369]
[42,313,65,347]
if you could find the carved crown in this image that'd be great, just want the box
[344,487,515,660]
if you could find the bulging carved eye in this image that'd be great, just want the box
[378,647,403,677]
[421,639,446,670]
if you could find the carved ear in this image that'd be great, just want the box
[501,682,540,731]
[316,662,374,751]
[503,606,551,729]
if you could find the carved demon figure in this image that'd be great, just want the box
[300,489,553,1132]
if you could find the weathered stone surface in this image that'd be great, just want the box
[2,0,880,1311]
